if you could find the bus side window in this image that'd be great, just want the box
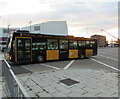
[86,41,90,47]
[90,41,95,47]
[69,40,78,49]
[47,39,58,50]
[18,39,23,50]
[25,40,31,51]
[32,43,36,50]
[32,42,46,50]
[13,40,15,52]
[38,42,46,50]
[59,40,68,49]
[78,41,85,47]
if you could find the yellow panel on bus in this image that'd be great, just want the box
[86,49,93,57]
[46,50,59,60]
[69,50,78,58]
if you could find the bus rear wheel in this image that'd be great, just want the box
[37,55,44,62]
[79,53,85,59]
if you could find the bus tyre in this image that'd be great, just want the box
[37,55,44,62]
[79,53,85,59]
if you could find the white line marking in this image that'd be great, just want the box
[99,52,118,57]
[91,58,120,72]
[22,66,33,72]
[98,54,119,61]
[64,60,75,69]
[41,64,60,70]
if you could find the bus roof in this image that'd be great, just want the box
[13,30,95,41]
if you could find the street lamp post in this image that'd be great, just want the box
[8,24,10,34]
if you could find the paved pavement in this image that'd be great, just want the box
[17,69,118,97]
[1,47,119,98]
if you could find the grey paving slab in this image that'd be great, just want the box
[82,87,101,96]
[37,91,53,97]
[82,92,94,97]
[55,85,72,95]
[2,89,7,98]
[51,91,67,97]
[68,86,87,95]
[43,86,58,94]
[27,90,36,97]
[0,89,2,99]
[24,79,37,87]
[0,77,8,98]
[29,85,43,93]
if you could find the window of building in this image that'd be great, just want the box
[47,39,58,50]
[0,37,2,41]
[59,39,68,49]
[69,40,78,49]
[0,37,7,41]
[2,37,7,41]
[34,26,40,31]
[3,29,8,33]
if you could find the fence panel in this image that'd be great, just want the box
[2,59,30,98]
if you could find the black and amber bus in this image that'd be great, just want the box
[5,30,97,63]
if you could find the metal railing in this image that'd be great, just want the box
[2,59,31,98]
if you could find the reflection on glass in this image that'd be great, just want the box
[59,40,68,49]
[69,40,78,49]
[47,39,58,50]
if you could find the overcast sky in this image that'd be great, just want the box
[0,0,119,42]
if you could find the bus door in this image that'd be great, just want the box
[59,40,68,60]
[15,37,32,63]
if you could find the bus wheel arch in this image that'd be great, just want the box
[37,55,44,62]
[79,53,85,59]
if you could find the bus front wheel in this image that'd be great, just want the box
[79,53,85,59]
[37,55,44,62]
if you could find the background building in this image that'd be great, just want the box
[0,28,19,51]
[21,21,68,36]
[91,34,107,47]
